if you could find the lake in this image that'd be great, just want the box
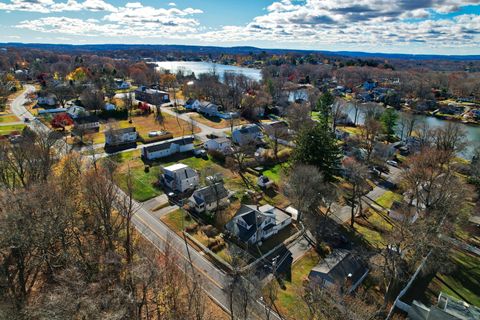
[155,61,262,82]
[345,103,480,159]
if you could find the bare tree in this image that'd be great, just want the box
[343,158,370,228]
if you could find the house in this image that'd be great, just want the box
[188,181,230,213]
[135,86,169,105]
[161,163,199,193]
[104,103,116,111]
[257,175,274,189]
[408,292,480,320]
[142,136,194,160]
[74,115,100,132]
[232,124,262,146]
[105,127,138,147]
[115,79,131,90]
[204,137,232,153]
[308,250,369,294]
[37,108,67,116]
[225,204,292,245]
[388,201,419,224]
[186,99,222,117]
[363,80,378,91]
[67,105,88,119]
[262,121,290,137]
[37,94,56,107]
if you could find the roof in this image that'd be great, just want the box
[135,86,168,95]
[226,204,291,243]
[74,115,99,124]
[144,136,194,153]
[309,250,367,288]
[236,124,261,135]
[213,137,230,144]
[107,127,136,135]
[191,182,229,205]
[164,163,188,172]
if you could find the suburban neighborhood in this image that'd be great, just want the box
[0,41,479,320]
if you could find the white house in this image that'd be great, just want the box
[225,204,292,245]
[105,127,138,147]
[67,105,88,119]
[142,136,195,160]
[162,163,199,193]
[204,137,232,154]
[232,124,262,146]
[188,181,230,213]
[115,79,131,90]
[74,116,100,132]
[37,94,56,106]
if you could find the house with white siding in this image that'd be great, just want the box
[105,127,138,147]
[161,163,199,193]
[142,136,194,160]
[204,137,232,154]
[232,124,262,146]
[225,204,292,245]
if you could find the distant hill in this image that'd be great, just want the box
[1,42,480,61]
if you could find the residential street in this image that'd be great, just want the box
[8,87,280,319]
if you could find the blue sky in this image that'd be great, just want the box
[0,0,479,55]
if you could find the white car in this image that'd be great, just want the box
[386,160,399,167]
[148,130,166,137]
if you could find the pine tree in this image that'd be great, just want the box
[292,123,341,181]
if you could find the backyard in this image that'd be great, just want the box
[275,250,321,320]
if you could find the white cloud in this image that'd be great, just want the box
[0,0,117,12]
[168,2,176,6]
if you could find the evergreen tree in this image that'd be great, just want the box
[381,108,398,141]
[292,123,341,181]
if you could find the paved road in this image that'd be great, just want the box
[9,87,280,319]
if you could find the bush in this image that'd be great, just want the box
[185,223,198,233]
[208,150,226,164]
[200,225,219,238]
[98,108,128,120]
[316,242,332,257]
[144,165,150,173]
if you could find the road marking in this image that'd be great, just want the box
[133,210,226,289]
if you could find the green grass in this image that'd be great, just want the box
[162,209,194,232]
[262,164,285,184]
[435,250,480,305]
[0,114,19,123]
[114,160,163,202]
[338,125,362,135]
[108,149,141,164]
[0,124,26,135]
[375,191,403,209]
[276,250,321,319]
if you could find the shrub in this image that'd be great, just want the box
[200,225,218,238]
[208,150,226,164]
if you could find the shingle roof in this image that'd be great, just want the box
[310,250,367,287]
[191,182,228,205]
[144,136,194,153]
[107,127,136,135]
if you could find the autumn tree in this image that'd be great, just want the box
[51,113,73,130]
[343,157,370,228]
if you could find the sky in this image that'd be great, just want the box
[0,0,480,55]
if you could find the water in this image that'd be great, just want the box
[345,103,480,159]
[155,61,262,82]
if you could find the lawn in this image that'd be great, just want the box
[161,208,195,233]
[0,123,26,135]
[126,113,201,138]
[432,250,480,306]
[375,191,403,209]
[262,164,286,184]
[114,160,163,202]
[0,114,19,123]
[190,113,249,129]
[276,250,321,320]
[107,150,162,202]
[338,125,362,136]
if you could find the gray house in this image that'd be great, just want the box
[189,181,230,213]
[308,250,369,294]
[232,124,262,146]
[225,204,292,245]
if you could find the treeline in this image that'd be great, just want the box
[0,130,221,320]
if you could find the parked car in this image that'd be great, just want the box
[193,148,208,158]
[386,160,399,167]
[148,130,167,137]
